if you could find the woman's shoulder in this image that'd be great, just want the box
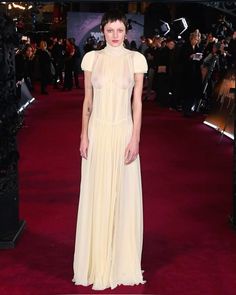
[128,49,147,61]
[82,49,102,61]
[83,50,96,58]
[81,50,97,71]
[120,48,144,57]
[130,50,148,73]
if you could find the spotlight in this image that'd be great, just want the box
[159,20,170,36]
[155,17,188,38]
[172,17,188,36]
[17,79,35,114]
[12,3,26,10]
[155,20,170,36]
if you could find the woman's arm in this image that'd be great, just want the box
[80,71,93,159]
[131,73,144,142]
[124,73,144,164]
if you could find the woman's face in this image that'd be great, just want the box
[40,42,47,50]
[103,20,126,47]
[208,34,213,41]
[25,47,33,58]
[190,37,199,46]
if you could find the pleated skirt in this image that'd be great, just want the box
[72,116,145,290]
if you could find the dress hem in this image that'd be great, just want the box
[72,277,146,290]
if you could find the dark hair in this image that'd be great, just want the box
[68,37,76,45]
[22,44,32,55]
[100,9,128,32]
[130,40,137,49]
[166,37,175,43]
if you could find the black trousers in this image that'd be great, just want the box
[182,78,202,115]
[41,76,49,93]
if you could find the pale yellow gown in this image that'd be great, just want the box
[72,43,148,290]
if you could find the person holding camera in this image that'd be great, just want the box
[180,30,203,117]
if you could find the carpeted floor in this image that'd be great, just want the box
[0,84,235,295]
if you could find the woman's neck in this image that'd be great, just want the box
[104,42,126,55]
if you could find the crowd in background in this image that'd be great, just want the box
[15,36,81,95]
[139,28,236,117]
[15,14,236,117]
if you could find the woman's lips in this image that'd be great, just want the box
[112,40,119,43]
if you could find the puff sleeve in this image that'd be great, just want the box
[81,50,95,72]
[133,51,148,74]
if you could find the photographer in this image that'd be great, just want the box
[203,33,217,58]
[15,43,34,91]
[63,38,75,91]
[69,37,81,89]
[228,30,236,69]
[180,31,203,117]
[51,37,65,88]
[144,36,162,101]
[154,38,177,108]
[214,15,233,39]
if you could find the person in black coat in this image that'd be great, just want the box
[180,31,203,117]
[144,36,162,100]
[15,44,34,90]
[63,39,75,91]
[69,38,81,89]
[51,38,65,88]
[228,30,236,69]
[36,41,52,94]
[203,33,217,58]
[154,38,177,108]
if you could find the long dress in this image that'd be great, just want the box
[72,43,148,290]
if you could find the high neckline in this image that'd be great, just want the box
[103,42,126,56]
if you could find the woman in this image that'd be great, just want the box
[36,41,52,94]
[72,10,147,290]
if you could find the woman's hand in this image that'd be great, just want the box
[80,135,89,159]
[124,137,139,165]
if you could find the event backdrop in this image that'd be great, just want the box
[67,12,144,55]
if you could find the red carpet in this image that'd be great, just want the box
[0,84,235,295]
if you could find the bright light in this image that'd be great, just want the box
[203,121,234,140]
[173,17,188,35]
[8,3,12,10]
[160,20,170,36]
[18,97,35,114]
[191,104,196,111]
[28,5,33,10]
[203,121,218,130]
[12,3,26,10]
[223,131,234,140]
